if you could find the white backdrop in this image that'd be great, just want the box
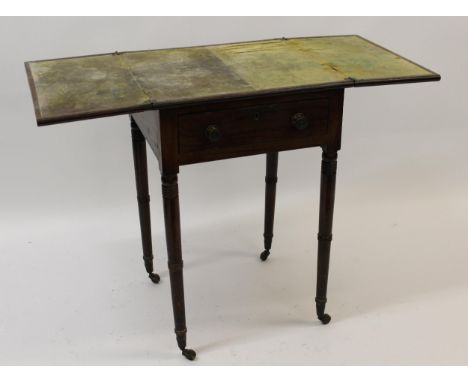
[0,17,467,365]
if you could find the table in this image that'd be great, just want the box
[25,35,440,360]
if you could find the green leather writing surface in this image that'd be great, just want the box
[25,35,439,125]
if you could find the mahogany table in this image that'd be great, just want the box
[25,35,440,360]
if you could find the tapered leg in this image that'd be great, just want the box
[260,152,279,261]
[161,173,196,361]
[315,147,338,325]
[130,118,160,284]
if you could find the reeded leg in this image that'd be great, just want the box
[260,152,279,261]
[130,118,160,284]
[161,174,196,361]
[315,147,338,325]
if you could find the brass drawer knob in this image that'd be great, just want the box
[205,124,221,143]
[291,112,309,130]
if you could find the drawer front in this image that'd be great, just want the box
[178,97,330,164]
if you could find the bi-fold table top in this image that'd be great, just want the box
[25,35,440,126]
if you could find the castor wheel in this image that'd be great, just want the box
[319,314,331,325]
[260,250,270,261]
[182,348,196,361]
[148,273,160,284]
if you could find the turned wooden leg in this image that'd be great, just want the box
[315,147,338,325]
[130,118,160,283]
[161,173,196,361]
[260,152,279,261]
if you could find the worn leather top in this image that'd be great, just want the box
[25,35,440,125]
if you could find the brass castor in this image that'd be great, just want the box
[148,273,160,284]
[182,348,196,361]
[260,250,270,261]
[319,313,331,325]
